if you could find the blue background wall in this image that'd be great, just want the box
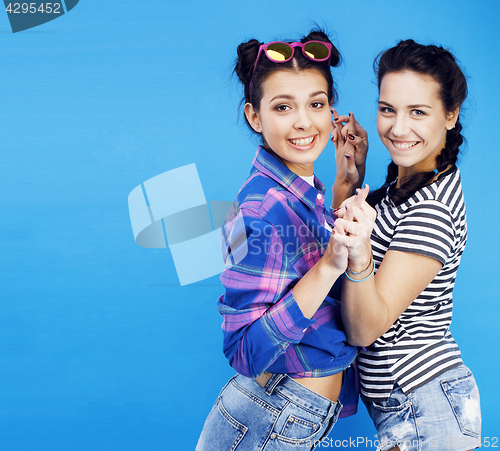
[1,0,499,449]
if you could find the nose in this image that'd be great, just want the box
[391,113,410,137]
[294,108,312,131]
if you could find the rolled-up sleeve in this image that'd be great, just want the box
[218,209,315,378]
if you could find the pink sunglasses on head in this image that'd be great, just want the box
[249,40,333,97]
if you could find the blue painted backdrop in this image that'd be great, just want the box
[2,0,499,449]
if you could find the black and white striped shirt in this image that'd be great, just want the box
[359,167,467,402]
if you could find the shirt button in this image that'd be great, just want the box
[317,193,323,200]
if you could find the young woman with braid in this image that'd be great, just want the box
[333,40,481,451]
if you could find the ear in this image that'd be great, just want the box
[244,102,262,133]
[446,107,460,130]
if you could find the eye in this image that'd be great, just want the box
[311,101,324,109]
[411,109,426,116]
[275,104,291,112]
[378,106,394,114]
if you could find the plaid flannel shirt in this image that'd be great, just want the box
[217,147,359,417]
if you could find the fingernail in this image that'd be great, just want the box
[344,154,350,159]
[349,112,352,117]
[334,117,340,122]
[362,184,367,190]
[333,207,341,214]
[348,134,355,140]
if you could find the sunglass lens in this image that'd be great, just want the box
[266,43,293,62]
[303,42,330,60]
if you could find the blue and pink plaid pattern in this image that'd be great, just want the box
[217,147,359,417]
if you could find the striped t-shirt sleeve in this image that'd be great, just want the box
[388,200,455,265]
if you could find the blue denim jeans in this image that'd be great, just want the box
[364,365,481,451]
[196,373,343,450]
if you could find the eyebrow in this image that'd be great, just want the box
[378,100,432,109]
[269,90,328,103]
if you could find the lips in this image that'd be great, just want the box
[289,136,314,146]
[390,139,420,149]
[288,135,317,150]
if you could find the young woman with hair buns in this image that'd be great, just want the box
[196,29,369,450]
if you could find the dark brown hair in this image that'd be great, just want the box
[234,29,341,133]
[367,39,468,207]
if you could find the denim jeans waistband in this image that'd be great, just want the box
[235,373,340,419]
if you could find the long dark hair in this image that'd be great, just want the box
[367,39,468,207]
[234,29,341,134]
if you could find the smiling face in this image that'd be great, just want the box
[377,70,458,182]
[244,69,332,176]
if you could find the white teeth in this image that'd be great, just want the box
[290,137,314,146]
[392,141,418,149]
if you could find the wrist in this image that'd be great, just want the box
[334,176,356,190]
[332,179,353,195]
[355,161,366,171]
[344,257,375,283]
[331,180,353,209]
[347,252,372,274]
[355,166,366,185]
[318,253,345,279]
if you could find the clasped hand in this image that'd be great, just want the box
[330,109,368,188]
[323,185,376,273]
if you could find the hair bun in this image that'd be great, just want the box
[303,29,341,67]
[235,39,261,84]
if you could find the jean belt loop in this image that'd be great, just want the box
[330,399,343,422]
[265,373,286,395]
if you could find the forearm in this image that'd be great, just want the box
[331,160,366,209]
[341,248,446,347]
[293,256,345,319]
[221,256,343,378]
[331,179,355,209]
[226,259,342,377]
[353,163,366,191]
[221,213,344,377]
[341,275,390,346]
[335,197,448,348]
[230,271,344,377]
[229,313,304,377]
[340,255,391,346]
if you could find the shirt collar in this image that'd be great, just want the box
[252,146,325,211]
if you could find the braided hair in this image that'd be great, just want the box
[367,40,468,207]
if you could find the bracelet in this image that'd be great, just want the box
[344,259,375,282]
[346,254,373,275]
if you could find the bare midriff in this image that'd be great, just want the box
[293,372,343,402]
